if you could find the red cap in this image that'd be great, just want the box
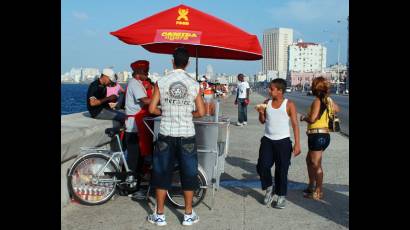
[131,60,149,72]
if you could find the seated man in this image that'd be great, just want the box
[86,68,126,125]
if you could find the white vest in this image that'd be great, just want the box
[158,69,199,137]
[264,99,291,140]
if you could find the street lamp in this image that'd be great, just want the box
[323,29,341,94]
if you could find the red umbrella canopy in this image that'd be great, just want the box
[110,4,262,60]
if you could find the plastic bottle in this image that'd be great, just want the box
[88,187,93,201]
[81,186,86,200]
[96,188,102,201]
[93,187,98,201]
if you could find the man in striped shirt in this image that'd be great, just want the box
[148,47,205,226]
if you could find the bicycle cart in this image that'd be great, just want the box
[66,128,208,208]
[143,114,230,209]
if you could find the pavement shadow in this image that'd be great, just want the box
[224,156,258,179]
[220,173,264,204]
[222,155,349,227]
[286,184,349,228]
[131,196,153,216]
[131,191,186,222]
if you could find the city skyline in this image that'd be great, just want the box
[62,0,349,76]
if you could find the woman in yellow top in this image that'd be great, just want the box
[299,77,340,200]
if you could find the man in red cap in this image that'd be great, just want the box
[124,60,152,196]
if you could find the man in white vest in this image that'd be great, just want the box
[148,47,205,226]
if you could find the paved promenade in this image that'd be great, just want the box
[62,93,349,230]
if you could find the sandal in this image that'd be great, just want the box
[304,191,323,200]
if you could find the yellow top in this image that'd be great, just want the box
[307,97,332,129]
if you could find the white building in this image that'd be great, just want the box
[227,75,236,84]
[262,28,293,77]
[69,68,82,83]
[255,72,267,82]
[206,65,214,80]
[288,39,327,72]
[82,68,100,82]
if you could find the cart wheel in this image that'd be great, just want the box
[166,168,207,209]
[67,153,119,206]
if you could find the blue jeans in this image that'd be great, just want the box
[150,134,199,191]
[237,98,248,123]
[94,108,126,127]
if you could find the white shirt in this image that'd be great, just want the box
[237,81,250,99]
[157,69,199,137]
[125,78,147,133]
[264,99,291,140]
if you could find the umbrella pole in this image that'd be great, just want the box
[196,46,199,81]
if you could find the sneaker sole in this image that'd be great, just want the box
[147,218,167,226]
[264,197,274,206]
[182,218,200,226]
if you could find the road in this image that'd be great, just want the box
[255,90,349,136]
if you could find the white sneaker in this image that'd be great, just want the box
[263,186,274,206]
[243,121,248,125]
[236,122,243,126]
[273,196,286,209]
[147,212,167,226]
[182,210,200,226]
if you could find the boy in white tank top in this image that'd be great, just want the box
[255,78,301,209]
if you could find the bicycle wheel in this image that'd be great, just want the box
[166,167,207,209]
[67,153,120,205]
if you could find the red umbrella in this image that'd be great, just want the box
[110,4,262,78]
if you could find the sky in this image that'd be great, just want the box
[61,0,349,76]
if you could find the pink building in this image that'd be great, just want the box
[289,72,332,87]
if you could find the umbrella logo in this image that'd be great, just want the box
[176,8,189,25]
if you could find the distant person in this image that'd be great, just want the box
[255,78,301,209]
[86,68,126,125]
[234,73,250,126]
[124,60,152,194]
[203,82,215,116]
[148,47,205,226]
[300,77,340,200]
[106,74,125,110]
[199,76,209,95]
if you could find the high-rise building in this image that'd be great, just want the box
[288,39,327,72]
[206,65,213,80]
[262,28,293,78]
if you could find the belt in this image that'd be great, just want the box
[306,128,329,134]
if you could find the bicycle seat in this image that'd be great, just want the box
[105,127,125,137]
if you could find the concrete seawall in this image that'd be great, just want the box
[61,112,118,210]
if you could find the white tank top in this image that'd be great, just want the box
[158,69,199,137]
[264,99,291,140]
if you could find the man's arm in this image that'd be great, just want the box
[288,100,301,156]
[140,97,151,105]
[89,95,117,107]
[192,92,205,118]
[244,83,250,104]
[234,86,239,104]
[131,80,151,106]
[148,83,161,115]
[258,107,266,124]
